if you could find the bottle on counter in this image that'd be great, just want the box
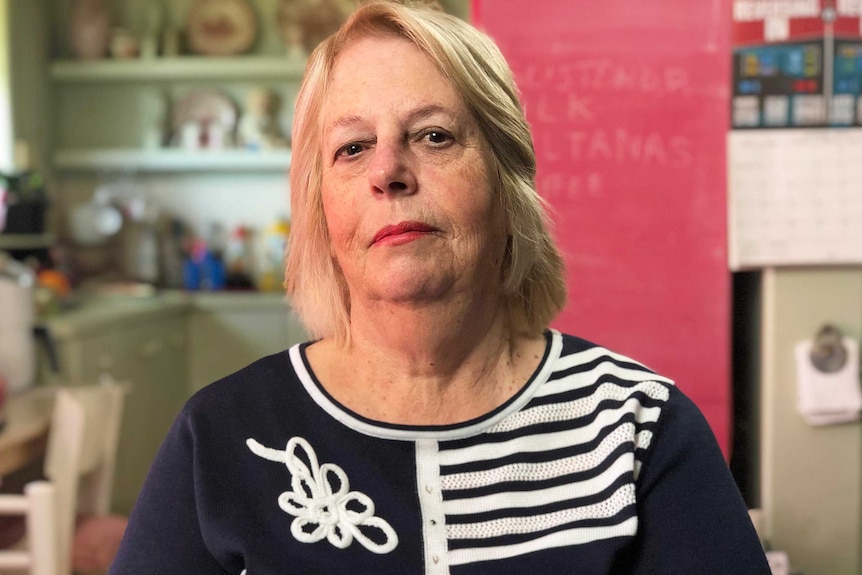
[183,238,226,291]
[257,217,290,292]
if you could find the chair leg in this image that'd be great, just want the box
[26,482,59,575]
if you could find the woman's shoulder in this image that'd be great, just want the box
[535,331,681,439]
[183,344,304,418]
[550,330,703,442]
[552,331,675,387]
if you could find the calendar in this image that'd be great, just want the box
[728,129,862,269]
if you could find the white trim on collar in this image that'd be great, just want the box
[289,329,563,441]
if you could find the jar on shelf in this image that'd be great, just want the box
[109,28,140,59]
[69,0,111,60]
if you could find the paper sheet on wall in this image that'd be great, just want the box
[728,129,862,270]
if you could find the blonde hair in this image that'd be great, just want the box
[285,0,566,342]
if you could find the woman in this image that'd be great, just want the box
[111,2,770,573]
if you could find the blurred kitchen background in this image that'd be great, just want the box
[3,0,467,293]
[0,0,468,518]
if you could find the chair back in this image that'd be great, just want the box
[0,383,126,575]
[0,481,58,575]
[44,383,126,574]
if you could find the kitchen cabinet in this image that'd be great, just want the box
[43,291,309,514]
[48,303,190,515]
[188,292,307,393]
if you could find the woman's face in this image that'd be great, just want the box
[320,35,507,308]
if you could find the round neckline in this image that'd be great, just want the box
[288,329,563,441]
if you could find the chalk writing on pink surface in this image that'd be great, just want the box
[512,59,693,97]
[533,129,693,170]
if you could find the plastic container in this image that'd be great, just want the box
[184,239,226,291]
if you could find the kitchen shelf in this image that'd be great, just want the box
[49,56,306,83]
[53,148,292,172]
[0,233,55,250]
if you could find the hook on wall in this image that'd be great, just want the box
[810,324,848,373]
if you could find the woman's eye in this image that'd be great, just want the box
[336,143,365,158]
[419,129,454,148]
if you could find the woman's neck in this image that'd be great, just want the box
[307,295,545,425]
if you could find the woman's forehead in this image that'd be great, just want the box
[321,36,465,126]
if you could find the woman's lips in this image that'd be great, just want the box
[372,221,437,246]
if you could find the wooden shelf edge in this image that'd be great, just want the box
[50,56,306,82]
[0,233,55,250]
[52,149,292,172]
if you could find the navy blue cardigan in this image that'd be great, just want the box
[111,331,769,574]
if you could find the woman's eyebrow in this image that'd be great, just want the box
[325,104,457,134]
[326,114,365,133]
[404,104,455,124]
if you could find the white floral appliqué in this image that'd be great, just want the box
[247,436,398,554]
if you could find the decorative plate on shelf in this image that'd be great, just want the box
[186,0,257,56]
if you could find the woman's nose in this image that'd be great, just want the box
[367,141,417,196]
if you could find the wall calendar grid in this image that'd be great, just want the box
[729,128,862,269]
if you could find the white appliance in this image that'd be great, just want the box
[0,252,36,393]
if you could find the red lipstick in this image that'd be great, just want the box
[372,221,437,246]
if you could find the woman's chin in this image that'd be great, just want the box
[364,269,455,305]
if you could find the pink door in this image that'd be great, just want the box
[473,0,733,454]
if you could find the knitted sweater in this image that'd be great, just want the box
[110,330,770,574]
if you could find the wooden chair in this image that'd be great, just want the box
[0,383,126,575]
[0,482,57,574]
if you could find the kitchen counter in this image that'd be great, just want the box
[188,291,291,312]
[41,290,291,339]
